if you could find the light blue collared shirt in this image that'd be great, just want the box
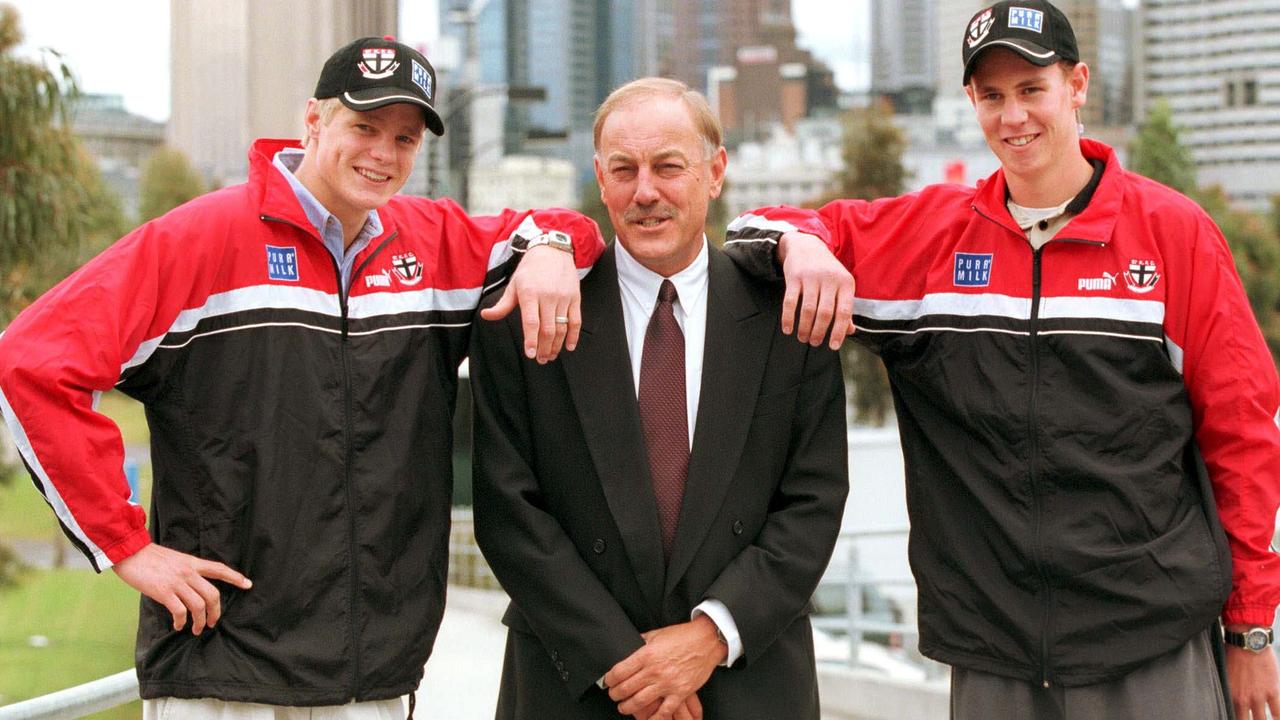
[272,148,383,295]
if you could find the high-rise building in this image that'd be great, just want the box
[71,94,167,217]
[1055,0,1134,130]
[1140,0,1280,209]
[937,0,982,99]
[670,0,809,93]
[705,0,838,139]
[169,0,398,184]
[871,0,938,114]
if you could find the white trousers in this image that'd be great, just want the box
[142,697,406,720]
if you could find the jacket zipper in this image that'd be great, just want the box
[971,204,1072,689]
[261,214,397,699]
[1028,247,1052,689]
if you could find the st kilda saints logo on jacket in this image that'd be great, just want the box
[391,252,423,286]
[1123,259,1160,294]
[359,48,399,79]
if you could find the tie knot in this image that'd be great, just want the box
[657,279,678,304]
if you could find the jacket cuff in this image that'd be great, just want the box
[100,527,153,571]
[1222,604,1278,627]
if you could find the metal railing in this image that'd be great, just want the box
[0,510,492,719]
[812,527,947,679]
[0,670,137,720]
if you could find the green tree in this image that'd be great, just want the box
[578,179,615,243]
[1129,99,1197,195]
[0,3,125,326]
[138,146,206,223]
[706,178,728,247]
[839,99,911,201]
[0,3,127,586]
[1196,186,1280,362]
[830,100,911,426]
[1132,99,1280,364]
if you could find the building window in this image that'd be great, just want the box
[1244,79,1259,106]
[1226,81,1237,107]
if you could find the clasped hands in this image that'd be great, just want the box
[603,615,727,720]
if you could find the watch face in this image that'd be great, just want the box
[1246,629,1271,652]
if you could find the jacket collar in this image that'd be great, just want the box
[247,138,398,242]
[972,138,1124,245]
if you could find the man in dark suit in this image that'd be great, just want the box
[469,77,849,720]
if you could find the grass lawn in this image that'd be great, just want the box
[1,391,150,542]
[0,568,141,718]
[1,392,149,716]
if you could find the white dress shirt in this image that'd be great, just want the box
[613,238,743,667]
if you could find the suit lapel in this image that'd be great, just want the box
[664,247,772,596]
[560,245,667,618]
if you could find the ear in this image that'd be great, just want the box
[593,154,608,204]
[303,98,324,144]
[965,83,978,108]
[708,146,727,199]
[1068,62,1089,110]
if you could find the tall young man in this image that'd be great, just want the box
[726,2,1280,718]
[0,37,603,719]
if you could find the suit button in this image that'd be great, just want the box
[550,650,559,661]
[593,538,606,554]
[732,520,744,535]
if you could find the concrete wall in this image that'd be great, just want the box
[819,666,949,720]
[0,422,16,467]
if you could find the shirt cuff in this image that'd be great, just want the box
[693,599,742,666]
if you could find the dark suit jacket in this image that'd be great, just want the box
[469,243,848,719]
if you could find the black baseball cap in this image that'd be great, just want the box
[961,1,1079,85]
[313,36,445,136]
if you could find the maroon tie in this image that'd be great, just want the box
[638,279,688,563]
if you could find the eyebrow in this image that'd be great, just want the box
[605,148,691,165]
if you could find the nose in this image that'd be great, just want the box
[1001,98,1028,126]
[368,133,396,162]
[633,167,660,206]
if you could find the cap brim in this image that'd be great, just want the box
[963,38,1059,85]
[341,90,445,136]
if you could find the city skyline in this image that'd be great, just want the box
[6,0,868,123]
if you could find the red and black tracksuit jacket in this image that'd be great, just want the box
[725,139,1280,686]
[0,138,603,704]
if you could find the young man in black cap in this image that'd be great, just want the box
[725,1,1280,717]
[0,36,603,719]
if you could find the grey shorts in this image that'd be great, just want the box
[950,630,1228,720]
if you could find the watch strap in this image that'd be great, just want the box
[1225,627,1274,651]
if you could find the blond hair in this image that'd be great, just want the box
[593,77,722,159]
[302,97,345,147]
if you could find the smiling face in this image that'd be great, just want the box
[966,48,1089,193]
[294,100,425,235]
[594,94,726,277]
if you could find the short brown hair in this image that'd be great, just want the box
[593,77,722,159]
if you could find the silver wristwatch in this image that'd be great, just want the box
[524,231,573,255]
[1225,627,1274,652]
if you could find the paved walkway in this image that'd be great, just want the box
[414,586,509,720]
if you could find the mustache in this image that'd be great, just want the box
[623,206,677,223]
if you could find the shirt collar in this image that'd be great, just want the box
[614,236,710,315]
[272,148,383,241]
